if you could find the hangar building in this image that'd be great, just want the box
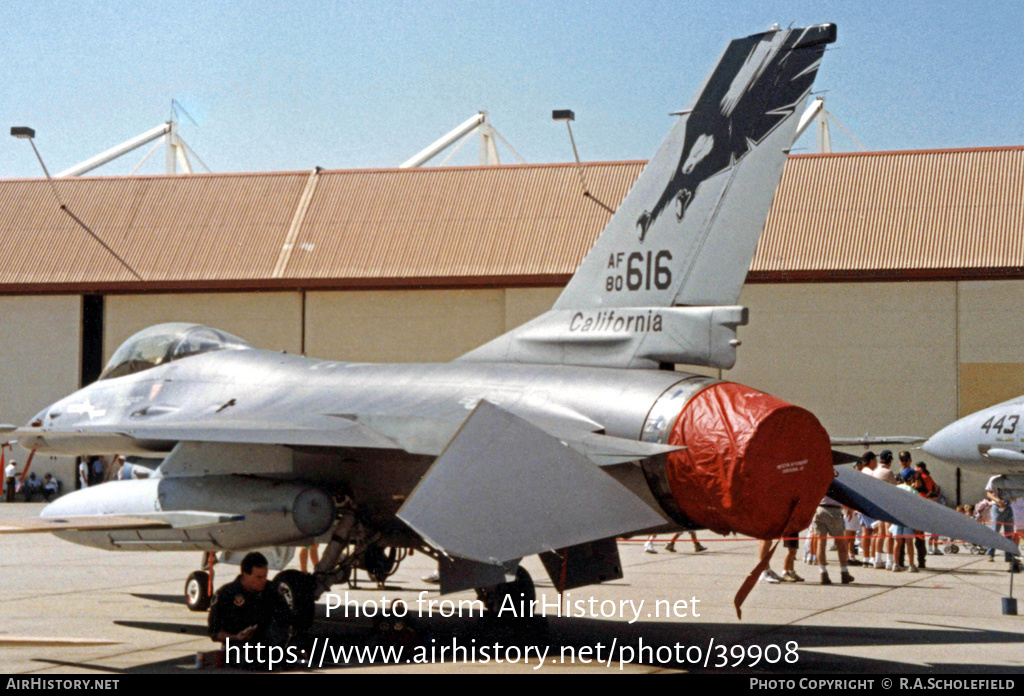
[2,145,1023,502]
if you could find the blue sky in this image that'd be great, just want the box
[3,1,1022,178]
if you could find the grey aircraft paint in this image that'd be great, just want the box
[924,396,1024,475]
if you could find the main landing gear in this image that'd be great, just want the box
[475,566,535,616]
[178,500,540,631]
[274,569,317,630]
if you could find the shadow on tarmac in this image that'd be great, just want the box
[129,593,187,605]
[48,611,1022,674]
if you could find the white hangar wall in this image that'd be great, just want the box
[730,282,959,439]
[726,280,1024,503]
[304,290,506,363]
[1,296,83,492]
[98,287,564,366]
[303,288,562,363]
[0,295,82,425]
[103,292,305,359]
[958,279,1024,416]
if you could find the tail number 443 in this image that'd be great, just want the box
[982,414,1019,434]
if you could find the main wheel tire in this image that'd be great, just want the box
[475,566,535,616]
[185,571,211,612]
[274,569,316,630]
[363,545,398,584]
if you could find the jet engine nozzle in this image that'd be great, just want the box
[661,382,833,539]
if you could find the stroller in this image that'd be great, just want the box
[940,539,988,555]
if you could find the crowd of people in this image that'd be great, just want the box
[4,458,60,502]
[2,453,135,503]
[751,449,1021,584]
[635,447,1021,588]
[77,454,132,487]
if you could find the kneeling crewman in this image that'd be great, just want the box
[208,551,292,668]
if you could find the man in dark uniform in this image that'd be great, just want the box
[208,552,291,656]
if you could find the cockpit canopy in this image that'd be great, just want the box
[99,323,251,380]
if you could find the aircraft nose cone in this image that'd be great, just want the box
[922,421,974,463]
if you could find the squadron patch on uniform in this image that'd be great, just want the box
[234,595,245,607]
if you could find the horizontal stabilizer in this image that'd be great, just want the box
[397,401,667,565]
[564,431,681,466]
[828,466,1019,555]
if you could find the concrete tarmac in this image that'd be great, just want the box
[1,502,1022,674]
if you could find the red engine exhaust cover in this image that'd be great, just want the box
[666,382,833,539]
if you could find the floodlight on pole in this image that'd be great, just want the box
[10,127,143,281]
[12,126,58,189]
[552,110,614,215]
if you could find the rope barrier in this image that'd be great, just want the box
[621,528,1022,545]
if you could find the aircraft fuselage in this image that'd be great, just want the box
[923,397,1024,474]
[21,344,835,554]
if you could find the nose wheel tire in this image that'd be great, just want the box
[185,571,211,612]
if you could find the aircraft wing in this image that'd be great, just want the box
[830,436,926,447]
[827,465,1019,555]
[16,418,402,455]
[397,401,668,566]
[0,515,169,534]
[17,408,676,472]
[0,511,242,534]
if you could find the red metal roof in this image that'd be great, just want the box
[754,146,1024,279]
[1,147,1022,294]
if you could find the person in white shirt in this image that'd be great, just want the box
[985,475,1020,570]
[4,460,16,502]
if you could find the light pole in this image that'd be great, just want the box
[551,111,613,215]
[10,127,143,281]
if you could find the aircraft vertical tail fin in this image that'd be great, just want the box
[558,23,836,310]
[461,24,836,369]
